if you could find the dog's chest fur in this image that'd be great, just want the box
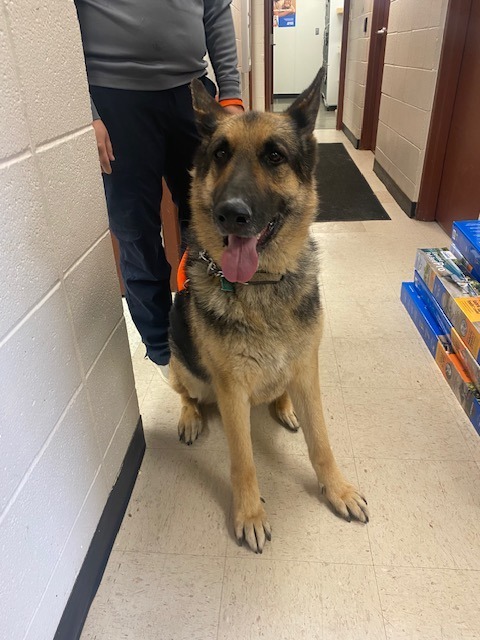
[170,240,321,402]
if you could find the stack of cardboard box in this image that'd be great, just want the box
[401,221,480,436]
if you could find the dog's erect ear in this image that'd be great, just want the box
[286,67,325,134]
[191,78,227,137]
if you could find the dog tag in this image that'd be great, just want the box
[220,277,235,292]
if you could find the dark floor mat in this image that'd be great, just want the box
[315,143,390,222]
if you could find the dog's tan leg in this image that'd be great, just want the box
[216,384,271,553]
[288,352,369,523]
[273,391,299,432]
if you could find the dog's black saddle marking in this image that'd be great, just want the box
[293,286,321,323]
[169,291,210,382]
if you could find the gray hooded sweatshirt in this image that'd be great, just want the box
[74,0,241,117]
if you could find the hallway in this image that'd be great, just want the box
[81,130,480,640]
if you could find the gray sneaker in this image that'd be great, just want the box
[154,362,170,385]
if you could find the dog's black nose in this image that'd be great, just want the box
[215,198,252,233]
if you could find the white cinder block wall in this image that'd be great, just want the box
[375,0,448,201]
[343,0,373,141]
[0,2,139,640]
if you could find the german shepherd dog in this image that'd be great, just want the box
[169,69,369,553]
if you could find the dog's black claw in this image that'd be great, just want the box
[346,506,355,522]
[236,536,244,547]
[260,496,265,503]
[265,530,272,542]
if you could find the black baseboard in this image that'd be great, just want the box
[273,93,300,99]
[342,123,360,149]
[373,159,417,218]
[54,417,145,640]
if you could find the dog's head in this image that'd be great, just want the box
[190,68,324,283]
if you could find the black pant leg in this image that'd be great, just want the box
[90,86,172,365]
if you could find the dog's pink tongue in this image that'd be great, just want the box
[221,235,259,283]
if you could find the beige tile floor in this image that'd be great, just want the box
[81,131,480,640]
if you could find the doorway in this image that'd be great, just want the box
[417,0,480,234]
[265,0,344,128]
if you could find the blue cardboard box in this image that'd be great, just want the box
[413,271,452,337]
[450,243,477,280]
[415,248,480,363]
[401,282,480,436]
[414,271,480,391]
[400,282,447,356]
[452,221,480,281]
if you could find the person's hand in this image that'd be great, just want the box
[223,104,245,116]
[92,119,115,174]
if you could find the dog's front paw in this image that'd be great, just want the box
[234,505,272,553]
[178,402,203,445]
[323,481,369,524]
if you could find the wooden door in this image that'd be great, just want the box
[360,0,390,150]
[336,0,350,130]
[159,179,181,292]
[435,0,480,234]
[111,180,181,295]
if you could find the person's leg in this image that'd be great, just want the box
[162,77,217,250]
[90,86,172,365]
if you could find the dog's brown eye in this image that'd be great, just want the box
[214,149,228,162]
[267,151,284,165]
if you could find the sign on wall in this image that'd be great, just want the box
[273,0,296,27]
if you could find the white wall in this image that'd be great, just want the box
[343,0,373,140]
[324,0,344,107]
[0,2,139,639]
[273,0,326,95]
[375,0,448,201]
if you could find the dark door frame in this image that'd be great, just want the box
[360,0,390,150]
[336,0,351,130]
[264,0,273,111]
[416,0,473,221]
